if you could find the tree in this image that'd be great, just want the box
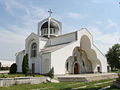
[10,63,17,74]
[47,67,54,79]
[22,54,29,74]
[106,44,120,71]
[0,62,1,70]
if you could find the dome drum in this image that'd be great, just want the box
[41,28,59,37]
[38,17,62,38]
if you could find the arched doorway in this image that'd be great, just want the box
[74,63,79,74]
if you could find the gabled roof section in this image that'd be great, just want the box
[25,33,39,42]
[41,41,74,53]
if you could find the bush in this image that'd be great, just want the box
[47,67,54,79]
[22,54,29,74]
[1,66,10,70]
[10,63,17,74]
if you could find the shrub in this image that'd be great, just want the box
[1,66,10,70]
[22,54,29,74]
[10,63,17,74]
[47,67,54,79]
[1,74,7,78]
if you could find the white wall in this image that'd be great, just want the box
[16,51,25,73]
[41,53,51,74]
[25,33,42,74]
[39,38,48,49]
[51,41,79,74]
[29,57,41,73]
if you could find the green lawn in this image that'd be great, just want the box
[0,79,119,90]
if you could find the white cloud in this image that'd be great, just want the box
[88,26,120,54]
[0,0,48,19]
[0,0,50,60]
[0,23,38,60]
[0,0,25,16]
[105,19,118,30]
[0,27,27,60]
[67,12,82,19]
[22,6,48,27]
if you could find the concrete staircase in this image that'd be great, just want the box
[56,73,118,82]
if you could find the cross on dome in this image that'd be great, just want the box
[48,9,53,17]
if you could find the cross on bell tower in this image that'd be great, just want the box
[48,9,53,17]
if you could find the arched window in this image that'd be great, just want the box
[41,29,43,35]
[66,62,69,71]
[31,43,37,57]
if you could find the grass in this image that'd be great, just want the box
[110,69,120,73]
[0,79,119,90]
[0,73,43,78]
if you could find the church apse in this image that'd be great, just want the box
[80,35,102,73]
[66,47,93,74]
[65,35,102,74]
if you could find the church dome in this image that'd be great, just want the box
[38,17,62,38]
[41,21,59,29]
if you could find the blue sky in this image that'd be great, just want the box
[0,0,120,60]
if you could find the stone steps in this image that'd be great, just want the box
[56,73,118,82]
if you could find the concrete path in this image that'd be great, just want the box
[94,80,113,86]
[72,86,87,90]
[98,86,110,90]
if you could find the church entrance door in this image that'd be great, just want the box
[74,63,79,74]
[32,63,35,74]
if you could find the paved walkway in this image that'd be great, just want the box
[98,86,111,90]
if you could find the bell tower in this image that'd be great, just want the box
[38,9,62,38]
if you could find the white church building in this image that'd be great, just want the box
[16,11,108,75]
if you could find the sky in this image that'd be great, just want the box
[0,0,120,60]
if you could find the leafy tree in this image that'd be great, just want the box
[0,62,1,70]
[22,54,29,74]
[10,63,17,74]
[47,67,54,79]
[106,44,120,71]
